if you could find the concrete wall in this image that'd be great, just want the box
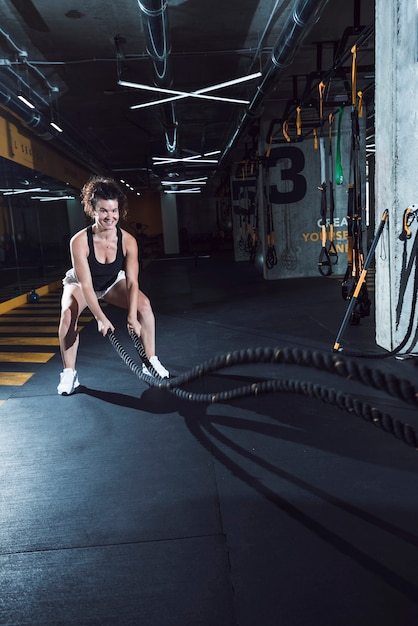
[231,106,366,281]
[375,0,418,352]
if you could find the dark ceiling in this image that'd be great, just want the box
[0,0,374,192]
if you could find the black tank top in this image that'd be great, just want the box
[86,225,125,291]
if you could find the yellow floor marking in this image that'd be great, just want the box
[0,315,93,322]
[0,316,60,322]
[0,372,34,385]
[0,352,55,363]
[0,326,62,334]
[0,337,61,346]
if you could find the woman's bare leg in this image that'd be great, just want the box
[103,281,156,357]
[58,284,87,370]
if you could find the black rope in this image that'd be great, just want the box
[107,331,418,449]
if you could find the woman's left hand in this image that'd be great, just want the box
[127,319,142,337]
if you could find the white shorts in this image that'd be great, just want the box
[62,269,126,300]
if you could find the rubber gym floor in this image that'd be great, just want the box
[0,254,417,626]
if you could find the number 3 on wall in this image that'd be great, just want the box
[268,146,306,205]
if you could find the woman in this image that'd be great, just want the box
[57,175,168,395]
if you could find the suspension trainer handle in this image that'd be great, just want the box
[399,204,418,241]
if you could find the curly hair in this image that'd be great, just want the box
[81,175,128,220]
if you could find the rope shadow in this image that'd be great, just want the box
[181,408,418,606]
[81,342,418,605]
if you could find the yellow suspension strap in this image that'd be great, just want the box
[282,120,291,143]
[296,106,302,137]
[351,44,357,107]
[313,127,318,151]
[334,210,388,352]
[341,45,370,324]
[318,81,326,123]
[266,135,273,158]
[399,206,418,242]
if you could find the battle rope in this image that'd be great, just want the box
[107,331,418,449]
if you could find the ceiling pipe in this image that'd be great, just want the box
[0,83,52,135]
[219,0,331,167]
[137,0,178,155]
[0,82,109,173]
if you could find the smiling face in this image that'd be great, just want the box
[93,198,120,232]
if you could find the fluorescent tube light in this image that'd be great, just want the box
[163,187,201,194]
[152,151,221,166]
[17,93,35,109]
[50,121,63,133]
[31,195,76,201]
[129,92,249,109]
[119,71,262,109]
[3,187,44,195]
[161,177,207,186]
[154,159,218,166]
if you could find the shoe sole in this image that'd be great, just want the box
[58,380,80,395]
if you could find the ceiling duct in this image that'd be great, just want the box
[220,0,331,166]
[0,27,109,174]
[0,81,108,173]
[137,0,178,155]
[0,83,49,134]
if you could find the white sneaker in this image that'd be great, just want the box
[57,368,80,395]
[142,356,169,379]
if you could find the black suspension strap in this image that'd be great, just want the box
[243,187,258,261]
[237,186,246,252]
[317,82,332,276]
[107,331,418,449]
[265,167,278,270]
[327,112,338,264]
[334,209,388,352]
[318,137,332,275]
[395,205,418,354]
[335,107,344,186]
[341,46,370,325]
[333,205,418,360]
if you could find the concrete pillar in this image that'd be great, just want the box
[375,0,418,352]
[160,192,179,255]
